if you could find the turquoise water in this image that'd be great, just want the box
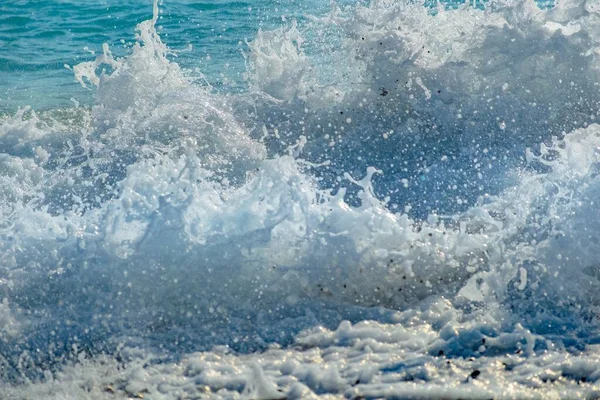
[1,0,322,112]
[3,0,600,398]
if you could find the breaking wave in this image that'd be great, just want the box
[4,0,600,397]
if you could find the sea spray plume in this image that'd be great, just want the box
[244,19,312,102]
[67,0,265,194]
[14,0,596,338]
[454,122,600,321]
[233,0,600,326]
[239,0,600,219]
[0,123,508,378]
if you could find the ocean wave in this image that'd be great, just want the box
[3,0,600,397]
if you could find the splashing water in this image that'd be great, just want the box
[4,0,600,398]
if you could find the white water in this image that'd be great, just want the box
[4,0,600,398]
